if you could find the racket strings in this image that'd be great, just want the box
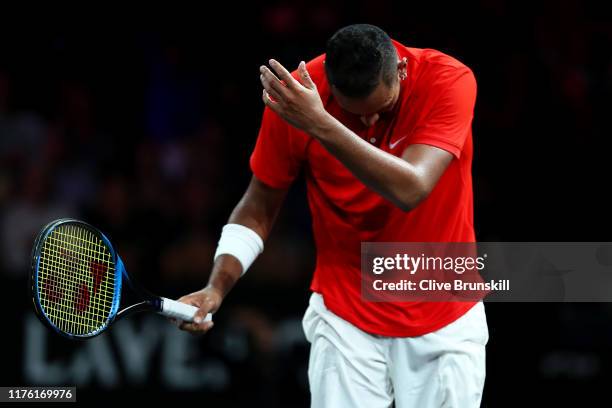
[37,224,116,336]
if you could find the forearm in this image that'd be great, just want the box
[226,184,279,240]
[206,206,267,296]
[309,114,426,211]
[207,177,286,297]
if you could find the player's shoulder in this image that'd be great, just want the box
[392,40,476,106]
[398,44,475,94]
[393,40,471,75]
[420,48,470,70]
[417,48,474,86]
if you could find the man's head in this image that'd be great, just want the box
[325,24,407,126]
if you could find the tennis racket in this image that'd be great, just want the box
[30,218,212,340]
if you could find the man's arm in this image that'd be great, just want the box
[260,59,471,211]
[176,175,288,333]
[309,119,453,211]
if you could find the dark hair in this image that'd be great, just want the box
[325,24,397,98]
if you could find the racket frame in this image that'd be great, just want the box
[31,219,134,340]
[30,218,206,341]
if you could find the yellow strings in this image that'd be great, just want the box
[38,225,115,335]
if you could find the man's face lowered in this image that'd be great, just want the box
[331,58,407,127]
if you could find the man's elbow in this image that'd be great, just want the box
[394,181,431,212]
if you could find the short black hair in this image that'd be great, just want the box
[325,24,397,98]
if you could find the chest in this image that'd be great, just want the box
[305,95,424,182]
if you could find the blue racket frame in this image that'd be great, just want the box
[30,219,123,340]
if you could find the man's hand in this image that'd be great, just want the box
[173,286,222,334]
[260,59,332,134]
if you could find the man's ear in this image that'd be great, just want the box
[398,57,408,80]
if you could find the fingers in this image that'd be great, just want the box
[176,295,198,307]
[173,289,219,335]
[260,65,288,100]
[298,61,316,90]
[262,89,281,113]
[268,59,300,89]
[194,298,216,323]
[178,302,215,334]
[260,74,283,103]
[179,319,214,335]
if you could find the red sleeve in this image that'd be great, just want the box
[249,106,304,189]
[408,68,477,159]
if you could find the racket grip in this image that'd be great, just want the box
[160,297,213,323]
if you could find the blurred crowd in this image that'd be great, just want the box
[1,1,611,406]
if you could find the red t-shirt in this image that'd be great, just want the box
[250,40,478,337]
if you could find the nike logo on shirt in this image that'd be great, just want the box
[388,135,408,149]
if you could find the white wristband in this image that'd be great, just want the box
[214,224,264,276]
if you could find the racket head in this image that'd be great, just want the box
[30,219,123,340]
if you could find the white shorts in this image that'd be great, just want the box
[302,293,488,408]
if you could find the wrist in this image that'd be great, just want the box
[206,263,238,298]
[307,111,337,140]
[204,283,225,302]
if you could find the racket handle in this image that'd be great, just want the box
[159,297,213,323]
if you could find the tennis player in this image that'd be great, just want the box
[176,24,488,407]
